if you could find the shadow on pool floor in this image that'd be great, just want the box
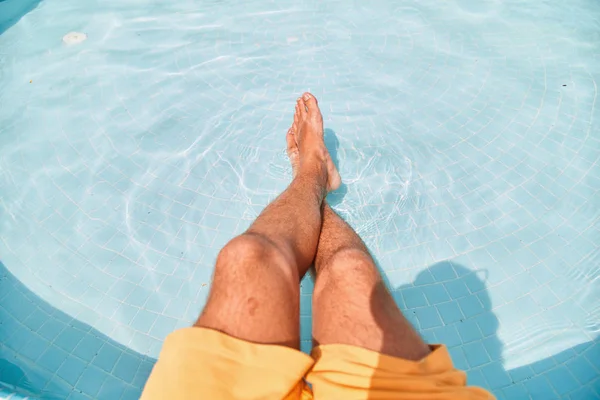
[1,258,598,399]
[0,0,42,36]
[385,262,600,400]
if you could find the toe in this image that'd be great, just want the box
[302,92,319,114]
[286,128,297,152]
[296,98,307,117]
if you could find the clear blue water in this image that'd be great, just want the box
[1,0,599,399]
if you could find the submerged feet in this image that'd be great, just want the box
[286,93,341,192]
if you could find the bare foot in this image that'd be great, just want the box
[286,92,341,192]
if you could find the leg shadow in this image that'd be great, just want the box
[375,261,599,399]
[324,128,347,207]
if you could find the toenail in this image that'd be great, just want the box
[303,93,311,100]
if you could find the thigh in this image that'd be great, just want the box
[196,235,302,348]
[312,249,429,360]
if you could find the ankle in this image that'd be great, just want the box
[298,155,328,182]
[294,165,328,199]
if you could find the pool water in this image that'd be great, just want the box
[1,0,599,398]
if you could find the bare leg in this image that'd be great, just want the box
[196,93,340,349]
[312,203,430,360]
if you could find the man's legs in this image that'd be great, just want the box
[312,203,430,360]
[196,93,340,349]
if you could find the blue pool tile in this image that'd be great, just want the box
[113,351,142,382]
[38,319,66,342]
[421,328,437,343]
[434,325,462,348]
[22,308,48,331]
[122,266,147,285]
[96,297,121,318]
[76,365,108,398]
[524,375,560,399]
[126,286,152,308]
[133,360,155,387]
[457,296,485,318]
[481,335,502,360]
[131,332,156,356]
[149,315,178,339]
[87,271,114,294]
[391,290,406,309]
[466,367,488,388]
[300,294,312,313]
[300,315,312,339]
[97,375,126,399]
[529,262,555,285]
[108,280,136,299]
[500,383,529,399]
[144,294,167,314]
[481,362,511,389]
[168,201,188,219]
[57,356,87,386]
[159,275,185,297]
[20,335,48,362]
[530,285,560,308]
[566,356,597,385]
[92,342,122,373]
[5,326,29,351]
[405,310,419,328]
[500,235,523,253]
[528,239,554,260]
[467,248,496,268]
[546,365,581,395]
[300,340,312,354]
[412,268,436,286]
[444,279,470,299]
[514,247,540,268]
[402,287,428,309]
[515,295,539,318]
[553,347,577,364]
[200,213,220,229]
[131,309,159,333]
[448,347,469,370]
[115,302,139,325]
[474,312,497,337]
[531,357,556,374]
[568,386,598,400]
[38,346,69,372]
[164,298,190,319]
[414,307,443,329]
[485,241,510,261]
[421,285,451,305]
[447,235,474,254]
[121,385,143,400]
[462,341,490,368]
[73,335,105,359]
[465,231,491,248]
[437,302,464,324]
[54,328,86,353]
[0,357,27,384]
[429,261,457,281]
[457,319,482,343]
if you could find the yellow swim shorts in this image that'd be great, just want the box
[141,328,494,399]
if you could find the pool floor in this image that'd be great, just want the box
[0,0,599,398]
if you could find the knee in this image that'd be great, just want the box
[315,248,377,290]
[216,234,296,278]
